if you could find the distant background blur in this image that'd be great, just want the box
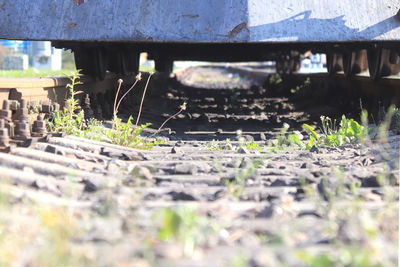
[0,40,75,71]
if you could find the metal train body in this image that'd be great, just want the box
[1,0,400,79]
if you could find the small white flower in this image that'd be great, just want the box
[219,229,229,239]
[180,102,187,111]
[236,129,242,136]
[294,130,303,140]
[283,123,290,129]
[238,137,245,143]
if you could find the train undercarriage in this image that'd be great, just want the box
[53,41,400,80]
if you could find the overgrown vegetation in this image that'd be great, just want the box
[302,115,368,149]
[206,112,377,153]
[272,113,371,151]
[47,70,164,149]
[48,71,85,136]
[205,104,398,165]
[106,117,155,149]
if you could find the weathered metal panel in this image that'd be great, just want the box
[0,0,399,42]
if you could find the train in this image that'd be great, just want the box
[0,0,400,80]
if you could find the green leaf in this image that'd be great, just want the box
[303,123,320,144]
[288,133,304,148]
[158,209,182,241]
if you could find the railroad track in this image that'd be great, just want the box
[0,66,398,266]
[228,65,400,98]
[0,73,136,106]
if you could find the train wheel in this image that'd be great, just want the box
[326,52,343,75]
[74,48,91,75]
[93,48,107,80]
[367,48,391,79]
[343,51,363,77]
[109,50,128,76]
[74,48,107,80]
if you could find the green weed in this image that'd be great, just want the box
[228,254,249,267]
[237,130,263,151]
[269,73,282,85]
[290,77,311,94]
[48,71,85,135]
[376,105,397,142]
[207,131,263,152]
[106,117,155,149]
[391,107,400,133]
[206,138,235,151]
[274,123,305,150]
[243,141,262,151]
[157,206,218,257]
[296,247,389,267]
[223,159,261,198]
[303,115,368,149]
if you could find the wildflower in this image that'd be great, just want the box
[180,102,187,111]
[283,123,290,129]
[294,130,303,140]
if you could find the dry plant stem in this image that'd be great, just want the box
[135,72,154,127]
[115,78,140,116]
[152,108,184,137]
[113,79,123,118]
